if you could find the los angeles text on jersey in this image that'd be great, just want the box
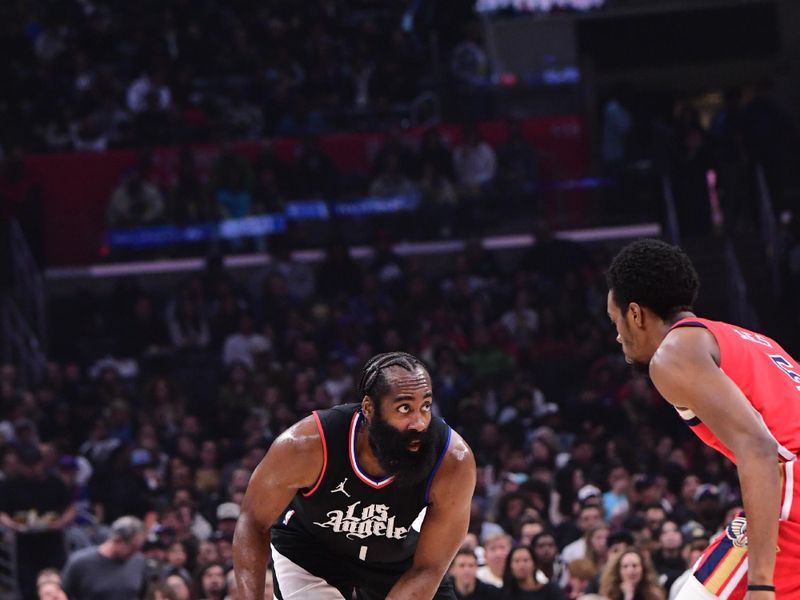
[313,501,409,540]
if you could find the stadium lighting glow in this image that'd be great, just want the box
[476,0,605,12]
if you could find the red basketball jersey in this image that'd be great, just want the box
[670,317,800,463]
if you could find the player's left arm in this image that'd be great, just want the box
[650,327,780,595]
[386,430,476,600]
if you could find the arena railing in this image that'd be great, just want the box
[723,238,760,330]
[1,220,47,387]
[9,221,46,346]
[660,173,681,246]
[0,295,47,388]
[45,222,661,282]
[0,525,19,600]
[754,162,782,299]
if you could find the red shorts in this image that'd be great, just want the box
[691,460,800,599]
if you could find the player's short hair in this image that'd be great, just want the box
[606,239,699,321]
[358,352,427,403]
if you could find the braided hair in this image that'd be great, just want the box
[358,352,427,404]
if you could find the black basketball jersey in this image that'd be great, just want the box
[271,403,451,581]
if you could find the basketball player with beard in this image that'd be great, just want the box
[233,352,476,599]
[606,239,800,600]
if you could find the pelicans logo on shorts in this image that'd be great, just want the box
[725,516,748,548]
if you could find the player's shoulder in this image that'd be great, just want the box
[270,413,324,456]
[426,428,475,506]
[656,322,719,367]
[314,402,359,429]
[438,428,476,478]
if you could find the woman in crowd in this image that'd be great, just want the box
[164,572,192,600]
[599,548,665,600]
[502,545,565,599]
[583,524,609,575]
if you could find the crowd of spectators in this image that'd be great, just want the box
[1,231,742,599]
[1,0,484,153]
[104,122,538,244]
[94,77,799,262]
[599,82,799,237]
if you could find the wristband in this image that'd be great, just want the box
[746,584,775,592]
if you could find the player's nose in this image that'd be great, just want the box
[409,415,427,431]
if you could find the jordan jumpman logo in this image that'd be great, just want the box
[332,477,351,497]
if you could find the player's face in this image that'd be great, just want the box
[379,365,433,448]
[366,366,438,485]
[607,291,650,368]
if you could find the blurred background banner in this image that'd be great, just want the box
[25,115,587,265]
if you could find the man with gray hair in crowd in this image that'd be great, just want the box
[61,515,147,599]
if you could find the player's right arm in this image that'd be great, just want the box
[233,415,324,600]
[650,327,779,598]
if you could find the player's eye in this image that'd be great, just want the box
[422,402,432,412]
[397,404,410,414]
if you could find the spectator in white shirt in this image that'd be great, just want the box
[561,500,604,564]
[222,313,271,370]
[322,354,354,405]
[453,124,497,190]
[477,532,512,588]
[500,290,540,344]
[107,169,165,228]
[127,70,172,114]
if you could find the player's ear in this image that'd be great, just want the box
[628,302,644,328]
[361,395,373,420]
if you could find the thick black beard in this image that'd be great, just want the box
[366,410,439,487]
